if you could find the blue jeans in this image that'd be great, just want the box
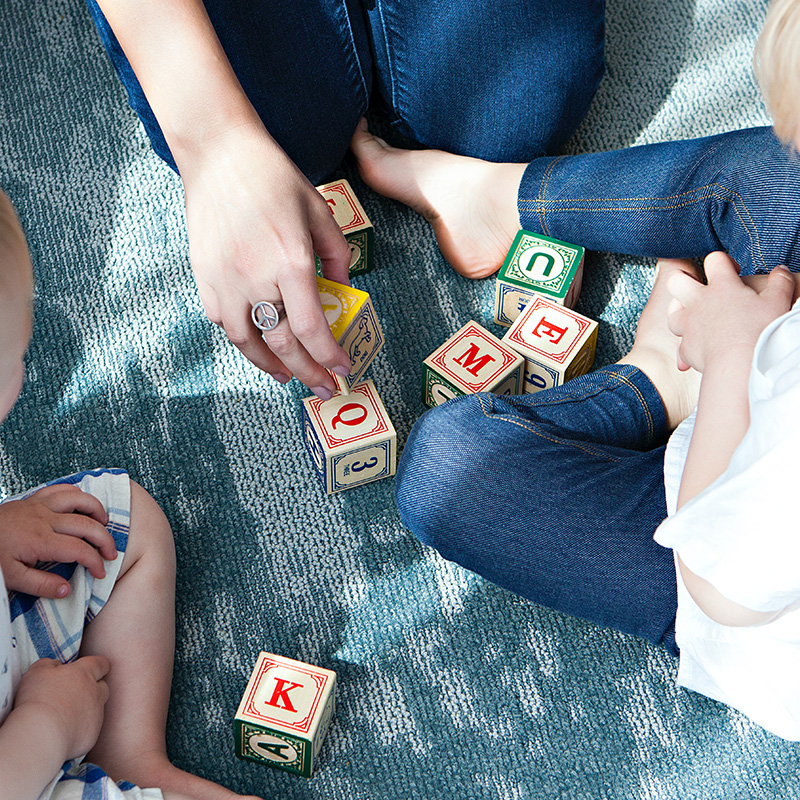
[84,0,605,182]
[519,125,800,273]
[396,365,679,653]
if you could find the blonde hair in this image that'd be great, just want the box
[754,0,800,145]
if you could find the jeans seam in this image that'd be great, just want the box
[341,2,370,108]
[375,1,397,113]
[476,394,627,463]
[607,371,655,441]
[521,183,767,271]
[537,156,564,236]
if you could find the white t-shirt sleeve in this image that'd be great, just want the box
[655,304,800,614]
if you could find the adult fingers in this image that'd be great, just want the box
[309,191,351,287]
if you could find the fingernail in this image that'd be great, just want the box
[332,364,351,377]
[358,117,368,131]
[775,264,790,271]
[313,386,334,401]
[271,373,291,384]
[56,585,69,598]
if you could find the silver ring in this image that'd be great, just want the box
[251,301,284,332]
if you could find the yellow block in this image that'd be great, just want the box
[316,276,368,341]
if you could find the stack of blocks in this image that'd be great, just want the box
[422,229,597,406]
[235,652,337,778]
[302,181,397,495]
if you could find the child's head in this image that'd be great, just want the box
[755,0,800,149]
[0,191,33,423]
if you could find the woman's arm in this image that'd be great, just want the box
[94,0,352,395]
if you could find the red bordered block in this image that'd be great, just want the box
[302,379,397,493]
[502,297,598,393]
[235,651,336,778]
[421,321,524,408]
[494,230,585,327]
[315,179,374,276]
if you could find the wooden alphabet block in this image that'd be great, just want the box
[302,379,397,493]
[235,651,336,778]
[421,321,524,408]
[502,296,598,393]
[315,178,374,276]
[495,230,585,327]
[318,276,384,394]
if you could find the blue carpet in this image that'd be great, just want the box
[2,0,799,798]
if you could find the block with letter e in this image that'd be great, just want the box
[502,296,598,393]
[302,379,397,493]
[315,178,374,276]
[421,321,524,408]
[318,276,384,394]
[235,651,336,778]
[495,230,585,327]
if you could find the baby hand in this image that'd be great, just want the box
[13,656,110,762]
[667,252,795,373]
[0,483,116,598]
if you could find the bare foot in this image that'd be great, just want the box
[350,120,526,278]
[98,750,262,800]
[619,258,703,430]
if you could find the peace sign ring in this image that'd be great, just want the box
[251,301,284,333]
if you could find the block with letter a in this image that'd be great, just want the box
[421,321,524,408]
[502,296,598,393]
[494,230,585,327]
[317,276,385,394]
[302,379,397,494]
[235,651,336,778]
[315,178,374,276]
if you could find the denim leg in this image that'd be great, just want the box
[518,126,800,274]
[84,0,372,183]
[396,365,678,651]
[363,0,606,161]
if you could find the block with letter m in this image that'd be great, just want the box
[421,321,524,408]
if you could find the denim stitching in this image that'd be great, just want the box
[608,371,655,442]
[520,183,767,271]
[476,392,625,463]
[537,156,564,236]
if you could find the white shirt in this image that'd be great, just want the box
[655,303,800,740]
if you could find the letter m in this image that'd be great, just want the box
[453,343,496,376]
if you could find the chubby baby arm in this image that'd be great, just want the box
[0,656,110,800]
[667,253,795,626]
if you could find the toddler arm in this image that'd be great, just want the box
[665,252,795,625]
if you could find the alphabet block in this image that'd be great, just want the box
[421,321,524,408]
[502,296,598,393]
[302,379,397,494]
[235,651,336,778]
[495,230,585,327]
[315,178,374,276]
[318,276,384,394]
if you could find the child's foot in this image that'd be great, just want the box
[99,751,261,800]
[350,120,526,278]
[618,258,703,430]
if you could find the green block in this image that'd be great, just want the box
[421,363,465,408]
[495,230,584,326]
[235,720,311,777]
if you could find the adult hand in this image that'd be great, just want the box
[0,484,115,598]
[667,251,795,373]
[13,656,111,762]
[180,122,353,398]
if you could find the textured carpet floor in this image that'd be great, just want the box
[2,0,799,798]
